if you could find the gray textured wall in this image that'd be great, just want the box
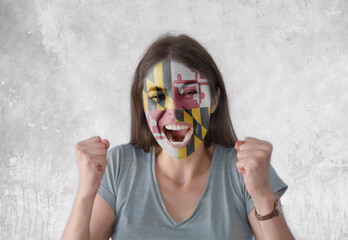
[1,0,347,239]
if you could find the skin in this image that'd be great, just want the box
[61,131,294,240]
[155,142,214,186]
[154,142,215,222]
[143,59,212,159]
[61,73,294,240]
[236,137,295,240]
[61,136,115,240]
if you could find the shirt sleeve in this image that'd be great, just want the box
[244,165,288,216]
[97,146,120,213]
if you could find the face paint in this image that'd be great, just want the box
[143,59,211,159]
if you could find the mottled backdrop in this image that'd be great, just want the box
[0,0,347,239]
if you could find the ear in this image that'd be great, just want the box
[211,87,220,114]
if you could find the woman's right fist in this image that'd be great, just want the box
[74,136,110,199]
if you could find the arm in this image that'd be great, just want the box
[61,194,115,240]
[249,192,295,240]
[234,138,294,240]
[61,194,94,240]
[61,136,115,240]
[90,195,116,240]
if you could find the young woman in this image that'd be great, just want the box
[62,34,295,240]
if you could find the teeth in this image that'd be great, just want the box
[184,130,191,142]
[176,125,182,130]
[165,124,189,131]
[165,125,173,130]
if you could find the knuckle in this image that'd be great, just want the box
[74,142,81,150]
[265,142,273,151]
[258,150,267,159]
[85,154,93,162]
[94,136,101,141]
[250,159,259,169]
[235,162,241,169]
[75,148,83,158]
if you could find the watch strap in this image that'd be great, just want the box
[255,199,281,221]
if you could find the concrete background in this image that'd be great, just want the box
[1,0,347,239]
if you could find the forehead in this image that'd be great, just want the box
[170,60,196,84]
[144,59,200,91]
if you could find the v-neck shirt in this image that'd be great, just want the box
[152,146,215,227]
[98,143,288,240]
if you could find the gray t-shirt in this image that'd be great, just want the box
[98,143,288,240]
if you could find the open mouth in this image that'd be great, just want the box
[163,123,193,148]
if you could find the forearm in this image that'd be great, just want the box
[61,193,96,240]
[253,193,295,240]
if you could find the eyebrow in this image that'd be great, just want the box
[174,80,198,85]
[147,86,165,93]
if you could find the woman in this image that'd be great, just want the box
[62,34,295,239]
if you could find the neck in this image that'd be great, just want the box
[155,143,214,186]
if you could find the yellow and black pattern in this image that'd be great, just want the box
[175,107,210,158]
[143,60,174,112]
[143,59,211,159]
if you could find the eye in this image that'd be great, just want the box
[184,91,197,95]
[154,93,165,100]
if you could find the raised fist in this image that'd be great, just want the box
[74,136,110,199]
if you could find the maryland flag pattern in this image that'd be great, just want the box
[143,59,211,159]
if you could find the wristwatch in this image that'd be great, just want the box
[255,198,282,221]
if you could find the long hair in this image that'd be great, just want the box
[129,33,238,152]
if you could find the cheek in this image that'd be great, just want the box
[173,95,200,109]
[198,85,211,108]
[172,88,201,110]
[146,110,175,133]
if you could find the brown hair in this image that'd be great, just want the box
[129,33,238,152]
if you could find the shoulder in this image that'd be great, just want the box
[106,143,151,168]
[214,144,238,165]
[214,144,243,186]
[107,143,146,159]
[215,144,245,196]
[108,143,137,154]
[103,144,150,185]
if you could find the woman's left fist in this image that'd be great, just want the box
[235,137,273,198]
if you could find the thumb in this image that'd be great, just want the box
[234,140,245,151]
[101,139,110,149]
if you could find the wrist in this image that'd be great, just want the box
[76,188,98,202]
[252,190,276,216]
[255,198,282,221]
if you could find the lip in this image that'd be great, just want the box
[162,121,193,148]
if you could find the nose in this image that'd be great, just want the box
[175,110,182,117]
[167,109,175,115]
[174,109,184,121]
[164,96,183,119]
[166,109,183,119]
[164,96,174,110]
